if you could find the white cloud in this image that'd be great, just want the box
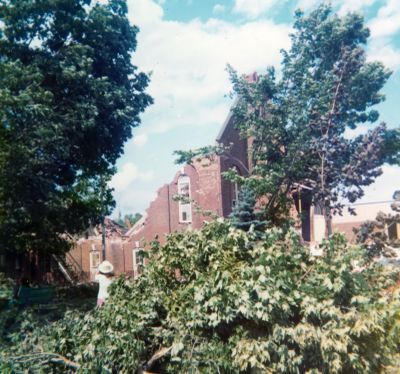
[368,0,400,38]
[364,1,400,72]
[113,188,157,215]
[109,162,154,191]
[233,0,281,19]
[128,0,164,26]
[213,4,226,14]
[127,0,291,137]
[367,38,400,71]
[296,0,378,14]
[337,0,377,15]
[359,164,400,203]
[296,0,319,10]
[132,133,148,146]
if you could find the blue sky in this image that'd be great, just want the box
[109,0,400,217]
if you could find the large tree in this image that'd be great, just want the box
[228,5,398,236]
[176,5,399,237]
[0,0,152,254]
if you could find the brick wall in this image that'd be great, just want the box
[68,236,128,280]
[332,222,362,243]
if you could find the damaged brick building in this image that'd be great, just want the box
[66,97,399,281]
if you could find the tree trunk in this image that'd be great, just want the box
[323,204,332,239]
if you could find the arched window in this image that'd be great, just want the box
[178,174,192,223]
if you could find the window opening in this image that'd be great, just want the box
[178,174,192,223]
[90,251,101,269]
[133,248,144,276]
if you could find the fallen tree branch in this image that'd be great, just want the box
[147,346,172,368]
[139,346,173,373]
[49,355,81,370]
[7,352,81,371]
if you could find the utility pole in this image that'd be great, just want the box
[101,175,106,261]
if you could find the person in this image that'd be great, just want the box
[95,260,114,307]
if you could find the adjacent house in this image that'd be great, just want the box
[67,218,130,281]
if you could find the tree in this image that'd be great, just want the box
[0,0,152,254]
[116,212,142,228]
[229,185,266,232]
[227,5,398,237]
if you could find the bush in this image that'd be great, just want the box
[0,273,13,301]
[3,220,399,373]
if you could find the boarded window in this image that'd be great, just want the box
[178,175,192,223]
[90,251,101,269]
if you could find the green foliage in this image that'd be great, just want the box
[0,273,12,301]
[3,220,399,372]
[174,144,231,165]
[0,282,96,372]
[0,0,152,254]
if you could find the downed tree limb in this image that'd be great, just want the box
[138,346,172,374]
[49,355,81,370]
[146,346,172,368]
[7,352,80,371]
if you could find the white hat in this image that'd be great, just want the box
[98,260,114,274]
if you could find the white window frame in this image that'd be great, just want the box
[178,175,192,223]
[90,251,101,269]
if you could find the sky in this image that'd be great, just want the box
[109,0,400,217]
